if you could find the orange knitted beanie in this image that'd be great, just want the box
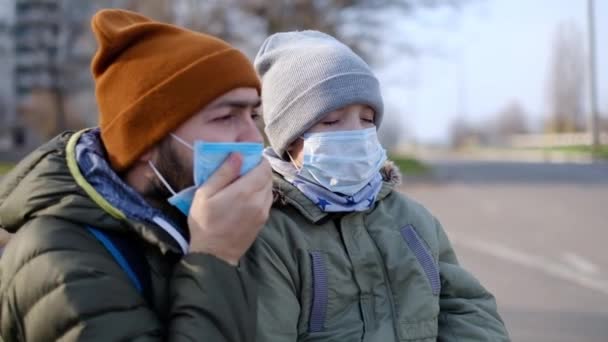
[91,9,260,171]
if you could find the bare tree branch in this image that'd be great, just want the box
[546,21,586,133]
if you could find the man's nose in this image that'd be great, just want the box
[237,114,264,143]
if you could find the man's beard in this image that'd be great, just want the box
[142,137,192,230]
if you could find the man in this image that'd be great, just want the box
[0,9,272,341]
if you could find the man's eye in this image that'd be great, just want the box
[214,115,233,122]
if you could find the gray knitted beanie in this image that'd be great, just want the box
[254,30,383,156]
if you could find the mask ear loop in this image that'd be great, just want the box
[170,133,194,151]
[148,161,177,196]
[286,151,302,172]
[169,133,199,187]
[286,137,304,172]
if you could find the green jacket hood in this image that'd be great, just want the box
[0,132,113,233]
[0,131,184,255]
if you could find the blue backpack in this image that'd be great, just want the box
[87,227,153,304]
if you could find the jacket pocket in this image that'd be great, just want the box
[299,249,366,342]
[400,225,441,296]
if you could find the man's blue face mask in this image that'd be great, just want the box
[148,134,263,216]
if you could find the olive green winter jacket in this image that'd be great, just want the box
[243,164,510,341]
[0,130,257,341]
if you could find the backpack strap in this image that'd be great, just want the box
[87,227,153,304]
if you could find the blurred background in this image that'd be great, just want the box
[0,0,606,341]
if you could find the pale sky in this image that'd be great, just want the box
[378,0,608,144]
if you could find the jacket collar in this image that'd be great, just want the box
[271,161,402,223]
[68,129,188,254]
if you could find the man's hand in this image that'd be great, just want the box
[187,153,273,265]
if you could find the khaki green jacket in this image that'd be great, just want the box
[0,131,256,341]
[244,164,509,341]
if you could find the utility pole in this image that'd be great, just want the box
[587,0,600,155]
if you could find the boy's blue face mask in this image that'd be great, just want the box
[148,134,263,216]
[292,127,387,196]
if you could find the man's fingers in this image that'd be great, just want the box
[197,153,242,198]
[210,159,273,211]
[227,159,272,194]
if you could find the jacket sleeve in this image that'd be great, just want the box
[242,237,301,341]
[0,220,257,342]
[434,218,511,341]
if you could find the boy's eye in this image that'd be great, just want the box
[322,120,339,126]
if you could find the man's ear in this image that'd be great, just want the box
[122,146,158,193]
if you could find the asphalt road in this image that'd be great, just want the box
[403,161,608,342]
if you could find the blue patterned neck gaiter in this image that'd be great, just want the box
[264,148,383,212]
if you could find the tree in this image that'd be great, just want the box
[545,21,586,133]
[120,0,174,22]
[494,101,529,138]
[14,0,115,141]
[148,0,467,59]
[0,95,6,133]
[599,115,608,132]
[16,0,468,142]
[449,116,478,148]
[378,108,408,152]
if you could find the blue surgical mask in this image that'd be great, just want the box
[190,140,264,186]
[293,127,387,196]
[148,135,264,216]
[169,186,197,217]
